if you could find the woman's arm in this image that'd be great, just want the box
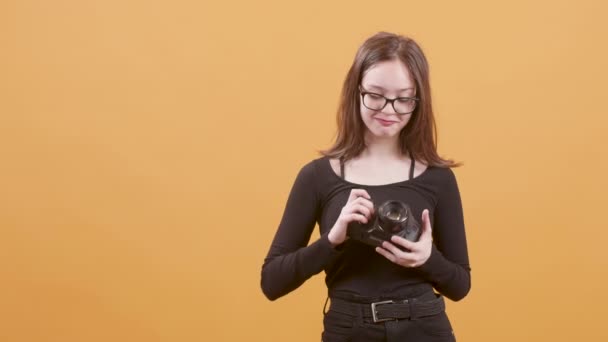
[260,161,341,301]
[416,168,472,301]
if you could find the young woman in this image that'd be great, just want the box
[261,32,471,342]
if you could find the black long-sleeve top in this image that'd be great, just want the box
[261,157,471,302]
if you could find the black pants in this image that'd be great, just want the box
[321,291,456,342]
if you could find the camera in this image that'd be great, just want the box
[346,200,421,248]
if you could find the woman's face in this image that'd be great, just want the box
[359,59,416,140]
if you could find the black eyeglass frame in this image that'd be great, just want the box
[358,85,420,115]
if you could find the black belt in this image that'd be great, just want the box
[329,292,445,323]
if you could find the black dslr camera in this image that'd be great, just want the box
[346,200,421,248]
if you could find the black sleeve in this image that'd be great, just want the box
[415,168,472,301]
[260,161,342,301]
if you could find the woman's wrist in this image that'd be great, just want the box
[327,229,339,247]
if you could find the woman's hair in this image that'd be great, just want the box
[321,32,460,168]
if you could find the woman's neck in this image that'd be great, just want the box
[361,133,403,160]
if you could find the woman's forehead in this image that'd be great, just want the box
[362,60,415,92]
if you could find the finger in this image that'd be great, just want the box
[375,247,397,263]
[347,213,368,224]
[347,189,371,203]
[346,203,372,219]
[390,235,418,251]
[355,203,373,218]
[420,209,433,240]
[353,197,375,214]
[381,241,413,259]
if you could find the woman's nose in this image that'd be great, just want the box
[381,100,398,115]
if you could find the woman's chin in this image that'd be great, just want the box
[366,128,400,139]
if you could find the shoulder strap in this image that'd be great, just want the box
[339,157,345,179]
[408,150,416,180]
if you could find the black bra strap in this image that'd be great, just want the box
[339,157,345,179]
[408,150,416,180]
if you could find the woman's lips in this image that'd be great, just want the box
[375,118,397,126]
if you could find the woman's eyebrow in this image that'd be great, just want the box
[366,84,415,92]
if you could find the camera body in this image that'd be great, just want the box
[346,200,421,248]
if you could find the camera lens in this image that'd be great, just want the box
[377,201,408,233]
[347,199,421,247]
[386,208,403,220]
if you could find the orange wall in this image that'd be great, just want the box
[1,0,608,341]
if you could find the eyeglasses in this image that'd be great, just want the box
[359,86,419,115]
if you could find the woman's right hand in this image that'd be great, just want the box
[327,189,374,247]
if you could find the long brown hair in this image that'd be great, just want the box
[321,32,460,168]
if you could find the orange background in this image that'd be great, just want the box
[1,0,607,341]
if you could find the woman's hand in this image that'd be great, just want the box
[375,209,433,267]
[328,189,374,247]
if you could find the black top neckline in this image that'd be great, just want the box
[325,156,432,188]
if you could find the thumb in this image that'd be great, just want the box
[421,209,432,238]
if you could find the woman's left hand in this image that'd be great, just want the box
[375,209,433,268]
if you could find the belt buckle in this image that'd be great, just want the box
[371,300,396,323]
